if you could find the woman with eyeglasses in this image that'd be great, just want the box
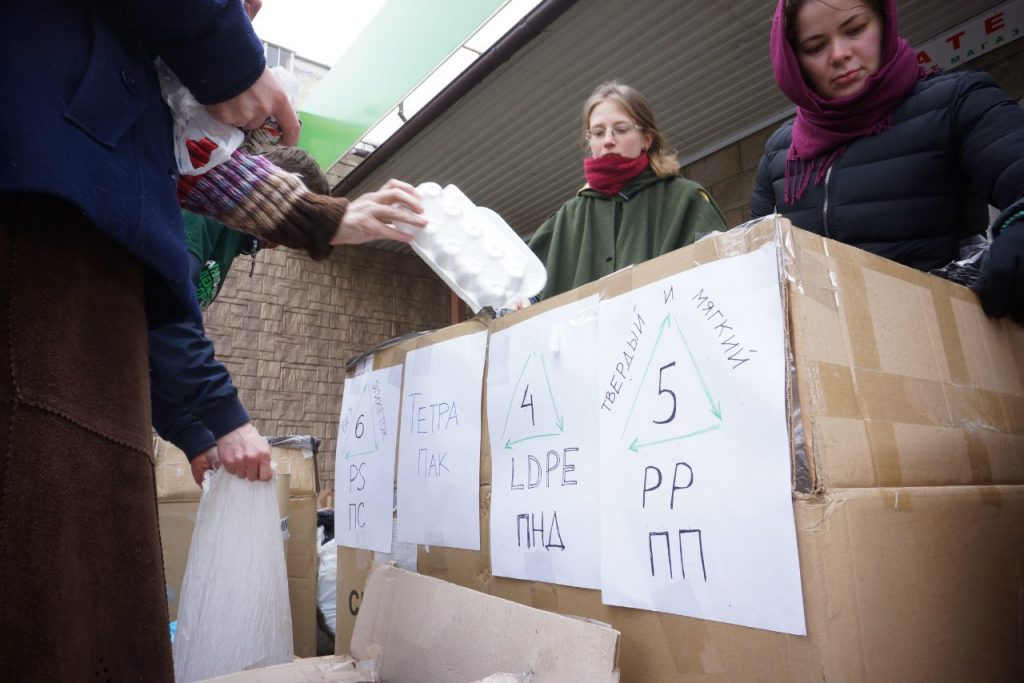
[528,81,727,300]
[751,0,1024,320]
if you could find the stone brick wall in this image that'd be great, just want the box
[203,244,452,495]
[683,37,1024,229]
[682,123,777,228]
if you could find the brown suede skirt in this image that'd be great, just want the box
[0,195,173,681]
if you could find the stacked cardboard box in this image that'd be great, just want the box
[337,217,1024,682]
[155,436,321,657]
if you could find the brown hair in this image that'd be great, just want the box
[261,146,331,195]
[783,0,885,46]
[582,81,679,177]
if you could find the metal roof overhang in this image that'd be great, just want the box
[333,0,1003,248]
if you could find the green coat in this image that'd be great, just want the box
[529,169,727,300]
[182,211,255,309]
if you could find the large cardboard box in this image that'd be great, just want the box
[156,437,320,657]
[334,319,490,651]
[338,217,1024,682]
[209,563,620,682]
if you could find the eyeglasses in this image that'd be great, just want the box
[586,123,642,142]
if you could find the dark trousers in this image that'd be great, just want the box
[0,195,174,681]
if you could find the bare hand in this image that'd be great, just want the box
[205,68,300,146]
[243,0,262,20]
[190,447,215,487]
[213,422,272,481]
[331,179,427,245]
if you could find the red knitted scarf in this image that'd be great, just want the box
[584,152,650,196]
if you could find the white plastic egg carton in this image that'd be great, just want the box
[397,183,546,313]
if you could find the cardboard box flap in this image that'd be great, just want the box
[351,564,620,683]
[201,655,364,682]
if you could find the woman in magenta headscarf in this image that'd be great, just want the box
[751,0,1024,321]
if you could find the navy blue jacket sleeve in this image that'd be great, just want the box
[149,252,250,453]
[150,368,216,461]
[109,0,267,104]
[750,150,777,219]
[953,72,1024,224]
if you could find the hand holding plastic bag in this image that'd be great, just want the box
[157,61,300,173]
[156,60,245,176]
[172,469,293,683]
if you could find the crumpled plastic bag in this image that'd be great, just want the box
[316,528,338,635]
[172,469,293,683]
[155,60,245,176]
[241,67,300,156]
[929,233,991,291]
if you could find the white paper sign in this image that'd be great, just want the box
[487,296,602,589]
[597,244,805,635]
[334,364,403,553]
[396,330,488,550]
[375,517,418,572]
[916,0,1022,70]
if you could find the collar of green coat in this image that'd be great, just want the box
[577,167,672,200]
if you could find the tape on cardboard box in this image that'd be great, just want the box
[801,342,1024,489]
[287,496,318,580]
[865,421,905,490]
[834,258,883,371]
[703,222,1014,477]
[798,248,1024,489]
[270,445,317,496]
[965,431,994,485]
[815,416,1024,490]
[153,437,202,502]
[951,298,1024,395]
[929,286,971,386]
[1002,392,1024,433]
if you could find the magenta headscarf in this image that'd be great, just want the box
[771,0,924,202]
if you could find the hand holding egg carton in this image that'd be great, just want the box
[397,183,546,313]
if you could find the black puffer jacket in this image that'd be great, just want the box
[751,70,1024,272]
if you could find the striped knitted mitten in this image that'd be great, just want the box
[178,138,346,260]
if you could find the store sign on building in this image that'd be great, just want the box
[917,0,1022,69]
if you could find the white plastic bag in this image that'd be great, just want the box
[172,469,293,683]
[316,532,338,635]
[240,67,299,155]
[156,60,245,176]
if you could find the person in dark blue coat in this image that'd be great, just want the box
[1,1,311,679]
[751,0,1024,320]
